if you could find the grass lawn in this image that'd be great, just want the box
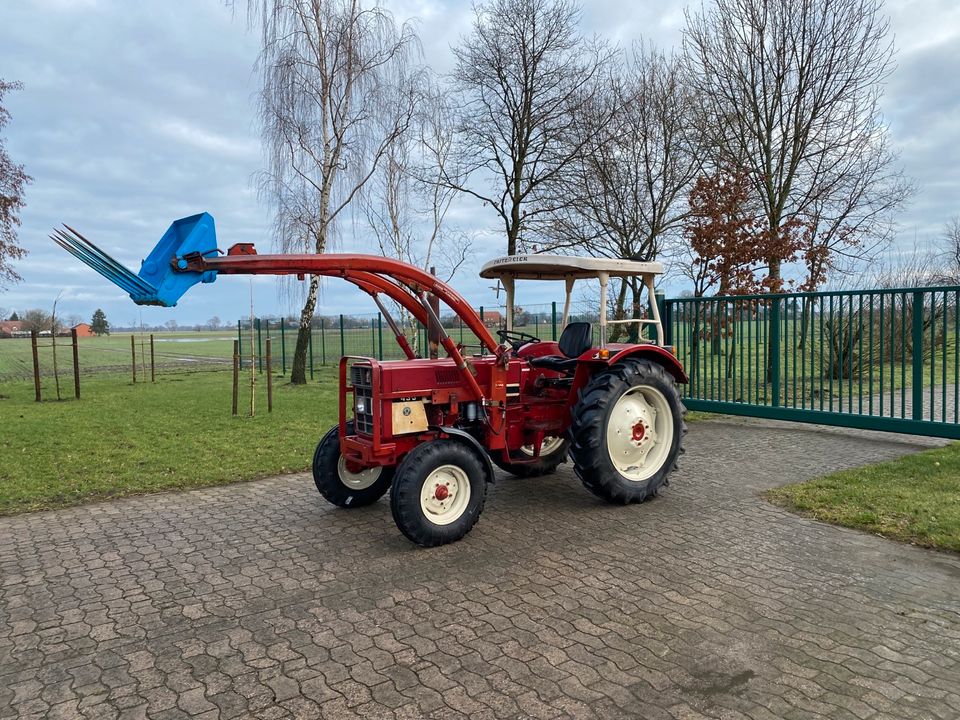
[0,358,710,516]
[766,444,960,553]
[0,369,339,515]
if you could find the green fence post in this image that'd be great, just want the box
[264,320,270,372]
[308,326,314,380]
[551,301,557,340]
[280,318,286,375]
[770,296,781,407]
[256,318,263,373]
[912,291,924,420]
[320,317,326,366]
[656,293,671,346]
[237,320,242,368]
[339,314,345,358]
[377,313,384,360]
[480,306,485,356]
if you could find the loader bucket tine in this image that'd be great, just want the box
[50,233,146,296]
[51,229,144,294]
[57,226,157,295]
[53,211,218,307]
[59,225,156,293]
[53,227,138,288]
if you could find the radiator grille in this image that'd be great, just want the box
[435,367,461,386]
[351,364,375,435]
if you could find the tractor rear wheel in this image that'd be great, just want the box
[569,358,685,504]
[490,436,568,478]
[390,440,488,547]
[312,422,393,508]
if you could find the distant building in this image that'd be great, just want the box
[0,321,28,338]
[72,323,94,337]
[478,309,502,328]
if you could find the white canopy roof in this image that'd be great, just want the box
[480,254,663,280]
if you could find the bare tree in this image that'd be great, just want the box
[538,44,700,337]
[684,0,911,290]
[0,80,31,289]
[932,216,960,285]
[449,0,612,256]
[362,87,471,353]
[22,308,51,333]
[251,0,419,383]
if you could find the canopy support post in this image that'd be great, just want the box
[598,271,609,350]
[561,276,574,330]
[503,277,515,332]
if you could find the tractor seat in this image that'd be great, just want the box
[528,322,593,374]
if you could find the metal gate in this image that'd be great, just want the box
[663,287,960,439]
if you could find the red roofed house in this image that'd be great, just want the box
[478,309,502,328]
[0,320,28,338]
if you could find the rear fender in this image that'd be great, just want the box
[571,344,688,396]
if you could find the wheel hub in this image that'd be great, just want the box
[605,385,673,482]
[420,465,471,526]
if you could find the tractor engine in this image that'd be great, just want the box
[339,355,503,469]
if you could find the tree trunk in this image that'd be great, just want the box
[290,275,321,384]
[608,280,629,343]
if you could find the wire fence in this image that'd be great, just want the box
[0,291,672,387]
[0,300,601,385]
[237,301,586,379]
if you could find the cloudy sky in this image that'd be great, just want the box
[1,0,958,326]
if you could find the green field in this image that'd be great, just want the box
[0,320,563,383]
[767,444,960,553]
[0,369,338,514]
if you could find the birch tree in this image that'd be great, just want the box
[252,0,418,383]
[362,88,471,353]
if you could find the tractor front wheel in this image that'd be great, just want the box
[569,359,685,504]
[390,440,488,547]
[312,422,393,508]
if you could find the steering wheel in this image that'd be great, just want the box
[497,329,540,353]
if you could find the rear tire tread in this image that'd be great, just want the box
[569,359,685,504]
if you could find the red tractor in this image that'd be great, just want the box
[53,215,687,546]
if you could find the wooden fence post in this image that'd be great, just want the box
[31,330,41,402]
[130,334,137,383]
[150,334,155,382]
[71,328,80,399]
[266,338,273,413]
[232,339,239,416]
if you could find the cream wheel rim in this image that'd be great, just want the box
[605,385,673,482]
[519,436,564,458]
[337,456,382,490]
[420,464,471,525]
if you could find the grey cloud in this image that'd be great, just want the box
[1,0,958,325]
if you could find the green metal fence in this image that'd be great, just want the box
[237,301,589,380]
[663,287,960,439]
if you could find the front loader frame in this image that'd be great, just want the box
[53,213,690,548]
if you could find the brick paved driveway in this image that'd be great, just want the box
[2,417,959,719]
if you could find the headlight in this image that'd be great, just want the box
[355,398,366,414]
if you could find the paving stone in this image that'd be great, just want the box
[0,418,958,718]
